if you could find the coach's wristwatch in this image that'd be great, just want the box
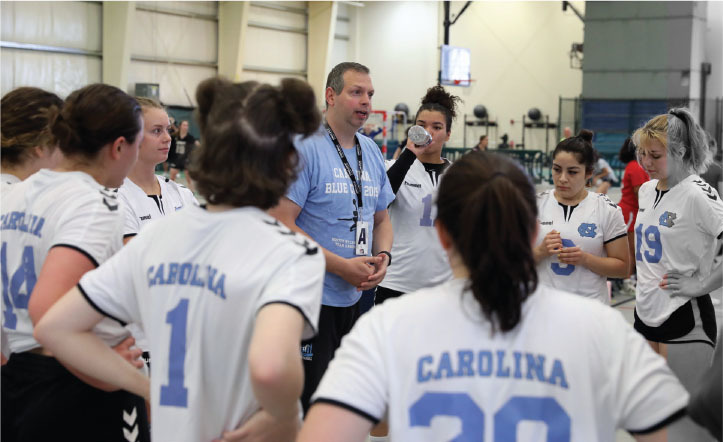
[377,251,392,266]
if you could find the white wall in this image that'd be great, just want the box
[705,0,723,99]
[128,2,218,106]
[1,1,102,97]
[348,1,584,149]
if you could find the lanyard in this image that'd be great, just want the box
[325,123,364,209]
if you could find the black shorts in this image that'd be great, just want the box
[168,156,187,170]
[634,296,717,346]
[374,286,405,305]
[301,301,361,414]
[2,352,150,442]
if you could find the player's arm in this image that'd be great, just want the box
[661,241,723,297]
[361,209,392,291]
[215,304,306,442]
[559,235,629,278]
[34,286,149,400]
[298,403,372,442]
[632,429,667,442]
[269,197,377,290]
[28,246,142,390]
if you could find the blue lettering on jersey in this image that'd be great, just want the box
[417,349,568,390]
[301,343,313,361]
[147,262,227,299]
[0,212,45,238]
[658,211,677,228]
[577,223,597,238]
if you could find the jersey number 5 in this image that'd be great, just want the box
[160,298,189,408]
[1,242,37,330]
[410,392,570,441]
[635,224,662,263]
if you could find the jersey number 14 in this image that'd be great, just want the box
[1,242,37,330]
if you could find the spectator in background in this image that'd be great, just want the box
[617,137,649,278]
[562,126,573,140]
[701,137,722,194]
[592,150,618,194]
[169,120,199,194]
[473,134,488,151]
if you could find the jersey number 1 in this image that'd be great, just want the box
[160,298,189,408]
[419,194,433,227]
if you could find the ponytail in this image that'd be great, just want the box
[437,152,538,332]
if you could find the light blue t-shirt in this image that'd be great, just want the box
[287,126,395,307]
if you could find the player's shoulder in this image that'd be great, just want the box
[530,284,625,329]
[685,175,721,205]
[536,188,553,201]
[593,191,619,211]
[257,213,322,260]
[45,171,122,215]
[639,179,658,194]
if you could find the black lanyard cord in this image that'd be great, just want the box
[325,123,364,209]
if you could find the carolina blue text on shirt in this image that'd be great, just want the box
[417,349,569,389]
[147,262,226,299]
[0,212,45,238]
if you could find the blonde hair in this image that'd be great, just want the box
[134,96,164,112]
[633,108,712,175]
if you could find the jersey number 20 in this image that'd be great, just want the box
[160,298,189,407]
[1,242,37,330]
[410,392,570,441]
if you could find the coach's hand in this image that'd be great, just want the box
[537,230,563,258]
[213,409,299,442]
[359,255,387,291]
[339,256,377,291]
[113,336,145,369]
[660,271,702,297]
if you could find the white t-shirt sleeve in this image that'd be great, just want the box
[605,311,688,432]
[78,235,143,326]
[255,241,325,340]
[602,200,628,243]
[691,181,723,238]
[118,191,142,237]
[53,190,124,265]
[311,308,387,423]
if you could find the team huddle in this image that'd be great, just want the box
[1,62,721,442]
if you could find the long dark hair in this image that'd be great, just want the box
[436,152,539,332]
[552,129,596,172]
[415,85,461,132]
[1,87,63,167]
[189,77,321,209]
[51,84,142,159]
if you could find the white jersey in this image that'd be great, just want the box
[79,205,324,442]
[0,173,21,358]
[382,159,452,293]
[1,170,129,354]
[635,175,723,326]
[117,175,198,351]
[1,173,21,186]
[535,190,627,303]
[117,175,198,238]
[313,279,688,441]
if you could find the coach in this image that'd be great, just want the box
[271,62,394,412]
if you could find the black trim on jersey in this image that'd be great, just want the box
[312,398,380,425]
[422,160,449,186]
[257,301,317,337]
[717,231,723,240]
[662,339,716,348]
[627,407,687,435]
[77,283,128,326]
[50,244,99,267]
[557,202,579,222]
[123,233,138,239]
[147,195,164,215]
[653,189,669,209]
[604,232,628,244]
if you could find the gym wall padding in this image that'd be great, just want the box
[1,1,102,97]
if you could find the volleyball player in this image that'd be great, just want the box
[35,77,325,442]
[633,108,722,440]
[534,130,629,304]
[376,85,458,304]
[1,84,149,441]
[617,137,650,278]
[1,87,64,363]
[298,152,687,442]
[119,97,198,245]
